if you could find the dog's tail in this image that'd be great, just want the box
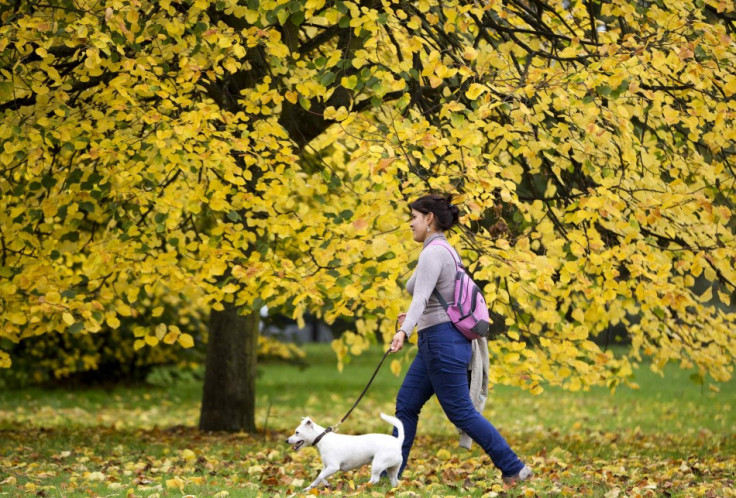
[380,412,404,444]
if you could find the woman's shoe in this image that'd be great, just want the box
[502,465,532,486]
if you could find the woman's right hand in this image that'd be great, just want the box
[390,313,408,352]
[390,331,406,352]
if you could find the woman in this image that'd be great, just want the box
[389,194,532,485]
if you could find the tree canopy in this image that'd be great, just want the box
[1,0,735,390]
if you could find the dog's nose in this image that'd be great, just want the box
[285,439,289,443]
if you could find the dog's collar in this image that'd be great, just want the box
[311,427,333,446]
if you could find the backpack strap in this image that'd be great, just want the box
[427,239,462,268]
[427,239,462,310]
[432,287,451,311]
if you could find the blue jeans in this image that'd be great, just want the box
[394,322,525,478]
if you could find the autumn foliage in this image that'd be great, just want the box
[1,0,735,390]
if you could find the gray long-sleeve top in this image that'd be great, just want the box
[399,232,458,336]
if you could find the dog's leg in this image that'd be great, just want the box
[304,466,338,491]
[386,463,401,487]
[369,456,389,485]
[368,467,382,485]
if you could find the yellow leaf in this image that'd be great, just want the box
[723,75,736,96]
[698,286,713,303]
[106,315,121,329]
[436,448,451,460]
[163,331,178,344]
[117,303,132,317]
[341,75,358,90]
[463,46,478,60]
[62,312,75,326]
[209,260,228,277]
[45,291,61,304]
[155,323,167,339]
[133,339,146,351]
[152,306,164,317]
[179,333,194,348]
[333,106,349,121]
[222,283,239,293]
[390,359,402,376]
[145,335,159,347]
[465,83,486,100]
[718,290,731,306]
[559,45,578,58]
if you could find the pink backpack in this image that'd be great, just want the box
[429,239,491,341]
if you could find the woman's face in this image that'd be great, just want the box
[409,209,434,242]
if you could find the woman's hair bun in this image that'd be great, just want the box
[409,193,461,231]
[448,203,460,226]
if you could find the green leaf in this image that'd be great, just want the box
[319,71,336,86]
[68,322,84,334]
[290,11,305,25]
[60,231,80,242]
[42,175,57,189]
[0,81,13,100]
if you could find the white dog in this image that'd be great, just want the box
[286,412,404,491]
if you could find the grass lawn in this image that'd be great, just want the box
[0,343,734,497]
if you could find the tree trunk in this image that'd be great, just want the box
[199,302,259,432]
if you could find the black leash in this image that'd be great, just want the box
[312,347,393,446]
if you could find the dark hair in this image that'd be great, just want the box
[409,194,460,231]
